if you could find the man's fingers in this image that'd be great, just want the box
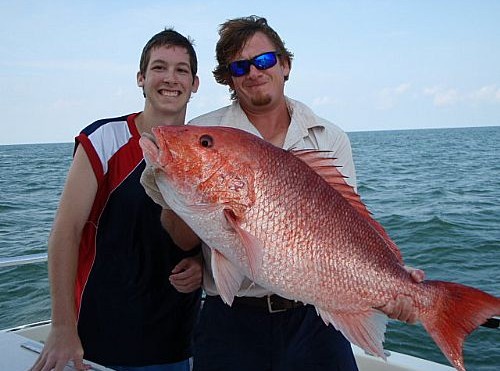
[170,269,191,281]
[405,265,425,282]
[170,256,202,292]
[171,260,189,274]
[72,358,90,371]
[171,256,199,274]
[411,268,425,282]
[377,295,418,324]
[30,354,44,371]
[170,277,199,293]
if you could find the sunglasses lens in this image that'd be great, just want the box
[229,60,250,77]
[228,52,279,77]
[254,52,277,70]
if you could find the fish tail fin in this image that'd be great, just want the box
[420,280,500,371]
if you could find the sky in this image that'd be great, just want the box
[1,0,499,145]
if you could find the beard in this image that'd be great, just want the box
[250,92,272,106]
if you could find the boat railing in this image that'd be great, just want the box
[0,253,48,269]
[0,253,49,333]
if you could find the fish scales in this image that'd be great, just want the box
[243,143,404,309]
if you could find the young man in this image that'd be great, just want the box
[31,29,202,371]
[189,16,424,371]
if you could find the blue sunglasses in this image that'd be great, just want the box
[228,51,280,77]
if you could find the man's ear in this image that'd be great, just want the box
[191,75,200,93]
[281,58,291,81]
[137,71,145,87]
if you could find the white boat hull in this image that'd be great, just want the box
[0,322,112,371]
[1,321,454,371]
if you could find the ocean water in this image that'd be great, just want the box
[0,126,499,370]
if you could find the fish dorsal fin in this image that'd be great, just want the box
[291,149,403,263]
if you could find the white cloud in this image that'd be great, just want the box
[424,84,500,107]
[375,83,411,110]
[468,85,500,103]
[423,86,459,107]
[311,96,338,107]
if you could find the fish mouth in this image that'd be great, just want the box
[140,132,158,157]
[142,131,157,145]
[150,129,176,167]
[140,130,172,169]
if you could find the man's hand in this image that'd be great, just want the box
[30,324,89,371]
[377,266,425,324]
[169,255,203,293]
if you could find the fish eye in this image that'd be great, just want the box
[199,134,213,148]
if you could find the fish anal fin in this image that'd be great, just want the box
[223,209,264,280]
[291,149,403,263]
[316,307,388,360]
[211,249,245,306]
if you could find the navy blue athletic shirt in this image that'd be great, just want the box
[74,113,201,366]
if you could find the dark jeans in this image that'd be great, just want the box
[193,295,358,371]
[110,360,190,371]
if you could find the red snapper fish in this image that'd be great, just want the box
[139,125,499,371]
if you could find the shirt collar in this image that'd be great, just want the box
[219,97,325,148]
[284,97,325,149]
[219,102,262,138]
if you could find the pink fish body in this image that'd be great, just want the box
[140,125,500,371]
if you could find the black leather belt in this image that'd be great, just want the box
[231,294,304,313]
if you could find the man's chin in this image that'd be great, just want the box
[251,94,272,106]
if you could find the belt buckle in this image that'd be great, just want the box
[267,295,287,313]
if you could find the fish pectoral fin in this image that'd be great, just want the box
[223,209,264,280]
[211,249,245,306]
[317,308,388,360]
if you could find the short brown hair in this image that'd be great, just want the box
[213,16,294,100]
[139,28,198,82]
